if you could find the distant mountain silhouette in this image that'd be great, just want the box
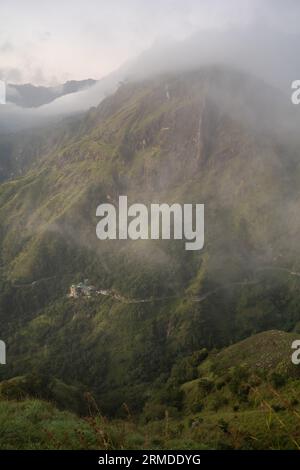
[7,79,97,108]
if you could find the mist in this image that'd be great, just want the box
[1,1,300,134]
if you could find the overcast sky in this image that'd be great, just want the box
[0,0,299,85]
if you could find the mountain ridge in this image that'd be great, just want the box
[6,79,97,108]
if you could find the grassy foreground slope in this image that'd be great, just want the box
[1,330,300,450]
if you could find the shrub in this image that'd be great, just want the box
[215,378,226,390]
[198,378,214,396]
[211,394,229,411]
[190,402,204,413]
[229,366,250,400]
[269,372,287,389]
[218,418,229,433]
[271,402,286,412]
[143,403,166,422]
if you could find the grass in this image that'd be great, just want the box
[1,381,300,450]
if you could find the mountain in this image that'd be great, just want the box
[1,66,300,448]
[7,79,97,108]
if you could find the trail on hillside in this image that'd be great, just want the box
[13,276,57,288]
[99,266,300,304]
[190,280,259,303]
[97,280,260,305]
[256,266,300,277]
[10,264,300,304]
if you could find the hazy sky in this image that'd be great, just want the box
[0,0,299,85]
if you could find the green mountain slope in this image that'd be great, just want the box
[1,66,300,424]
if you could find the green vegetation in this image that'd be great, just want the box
[1,330,300,449]
[1,67,300,449]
